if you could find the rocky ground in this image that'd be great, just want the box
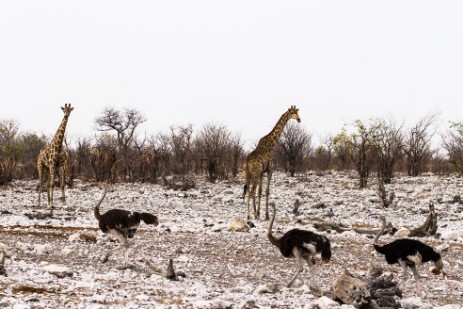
[0,171,462,308]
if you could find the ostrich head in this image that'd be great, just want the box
[431,251,444,274]
[321,239,332,263]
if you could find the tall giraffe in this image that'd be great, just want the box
[37,103,74,207]
[243,106,301,220]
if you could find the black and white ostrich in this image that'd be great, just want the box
[94,187,159,268]
[373,216,443,294]
[268,202,331,289]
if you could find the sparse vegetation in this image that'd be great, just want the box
[1,110,462,187]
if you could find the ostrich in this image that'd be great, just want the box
[373,216,443,294]
[94,187,159,268]
[268,202,331,290]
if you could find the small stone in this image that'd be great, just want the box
[239,299,256,309]
[43,264,73,278]
[68,233,80,242]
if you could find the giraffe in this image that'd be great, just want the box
[37,103,74,207]
[243,106,301,220]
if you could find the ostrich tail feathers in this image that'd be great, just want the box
[140,213,159,226]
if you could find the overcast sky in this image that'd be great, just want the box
[1,1,462,149]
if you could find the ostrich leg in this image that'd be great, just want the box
[306,257,320,292]
[287,247,304,287]
[410,264,421,295]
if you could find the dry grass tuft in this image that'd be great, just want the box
[12,285,59,295]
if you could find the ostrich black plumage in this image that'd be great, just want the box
[373,216,443,294]
[268,202,331,289]
[94,187,159,267]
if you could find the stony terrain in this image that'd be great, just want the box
[0,171,462,308]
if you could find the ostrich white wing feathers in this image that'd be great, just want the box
[302,243,317,255]
[407,252,423,267]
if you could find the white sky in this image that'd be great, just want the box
[1,1,462,149]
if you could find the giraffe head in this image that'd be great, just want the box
[49,103,74,154]
[288,105,301,123]
[61,103,74,117]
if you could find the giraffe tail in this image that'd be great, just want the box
[242,161,250,200]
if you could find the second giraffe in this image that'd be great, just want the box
[243,105,301,220]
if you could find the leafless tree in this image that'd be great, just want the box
[18,132,47,179]
[90,134,118,183]
[275,122,312,176]
[75,136,92,178]
[442,121,463,175]
[0,119,19,146]
[371,117,404,184]
[428,153,455,175]
[404,113,439,176]
[129,134,170,184]
[312,135,335,171]
[0,120,21,184]
[332,137,352,171]
[229,133,244,178]
[95,107,146,181]
[194,123,233,182]
[132,133,148,181]
[334,120,376,188]
[160,124,194,175]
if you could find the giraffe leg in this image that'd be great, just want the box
[245,178,252,220]
[37,160,44,206]
[287,247,304,288]
[257,175,263,218]
[59,163,66,203]
[246,189,251,220]
[49,165,56,208]
[251,179,258,219]
[265,168,273,220]
[244,169,251,220]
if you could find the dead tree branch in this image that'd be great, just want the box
[307,202,436,238]
[332,268,402,308]
[377,178,395,208]
[304,220,395,236]
[142,257,185,280]
[0,250,7,276]
[408,202,438,237]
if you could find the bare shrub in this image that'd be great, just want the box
[275,122,312,176]
[371,117,404,184]
[404,113,439,176]
[442,121,463,175]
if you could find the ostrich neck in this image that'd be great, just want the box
[373,222,387,244]
[94,188,107,221]
[267,207,281,248]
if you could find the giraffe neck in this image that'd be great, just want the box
[259,110,291,151]
[50,115,69,154]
